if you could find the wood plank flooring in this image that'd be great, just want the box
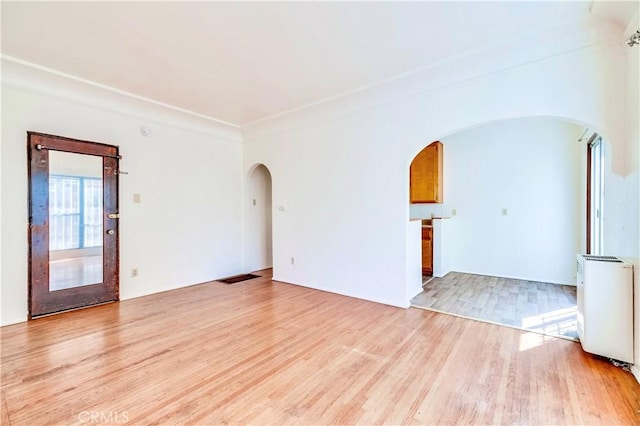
[2,270,639,425]
[411,272,579,341]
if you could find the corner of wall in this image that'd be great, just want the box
[631,364,640,384]
[406,219,423,302]
[1,57,246,326]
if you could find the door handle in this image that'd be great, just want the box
[106,229,115,235]
[107,213,120,219]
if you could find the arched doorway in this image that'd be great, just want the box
[245,164,273,272]
[407,117,597,340]
[407,117,589,285]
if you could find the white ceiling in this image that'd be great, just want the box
[1,1,637,126]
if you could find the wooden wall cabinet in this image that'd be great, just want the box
[422,226,433,275]
[410,141,443,203]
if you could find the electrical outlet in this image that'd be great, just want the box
[133,193,141,203]
[290,257,295,265]
[252,199,256,206]
[131,268,139,278]
[502,208,508,216]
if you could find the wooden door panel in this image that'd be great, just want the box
[28,139,51,315]
[103,156,120,301]
[28,132,120,318]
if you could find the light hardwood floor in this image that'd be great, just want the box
[2,270,639,425]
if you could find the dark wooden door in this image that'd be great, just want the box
[28,132,120,318]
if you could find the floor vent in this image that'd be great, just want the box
[217,274,261,284]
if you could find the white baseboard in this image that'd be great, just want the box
[632,364,640,384]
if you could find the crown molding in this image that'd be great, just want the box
[242,17,622,140]
[1,56,243,142]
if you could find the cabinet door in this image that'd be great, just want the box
[421,227,433,274]
[410,141,443,203]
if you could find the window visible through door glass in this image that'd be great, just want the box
[48,151,103,290]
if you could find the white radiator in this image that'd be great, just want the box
[576,254,634,363]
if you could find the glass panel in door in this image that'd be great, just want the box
[48,151,104,290]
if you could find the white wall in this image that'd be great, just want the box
[406,220,423,300]
[438,118,583,285]
[244,164,273,272]
[410,203,445,220]
[617,15,640,380]
[244,108,412,307]
[432,219,451,278]
[603,138,638,260]
[0,84,3,315]
[1,61,244,325]
[243,35,632,310]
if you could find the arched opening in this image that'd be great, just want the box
[245,164,273,273]
[407,116,598,340]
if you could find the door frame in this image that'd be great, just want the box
[585,133,603,255]
[245,163,273,272]
[27,132,121,318]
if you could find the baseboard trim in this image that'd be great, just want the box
[272,275,408,309]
